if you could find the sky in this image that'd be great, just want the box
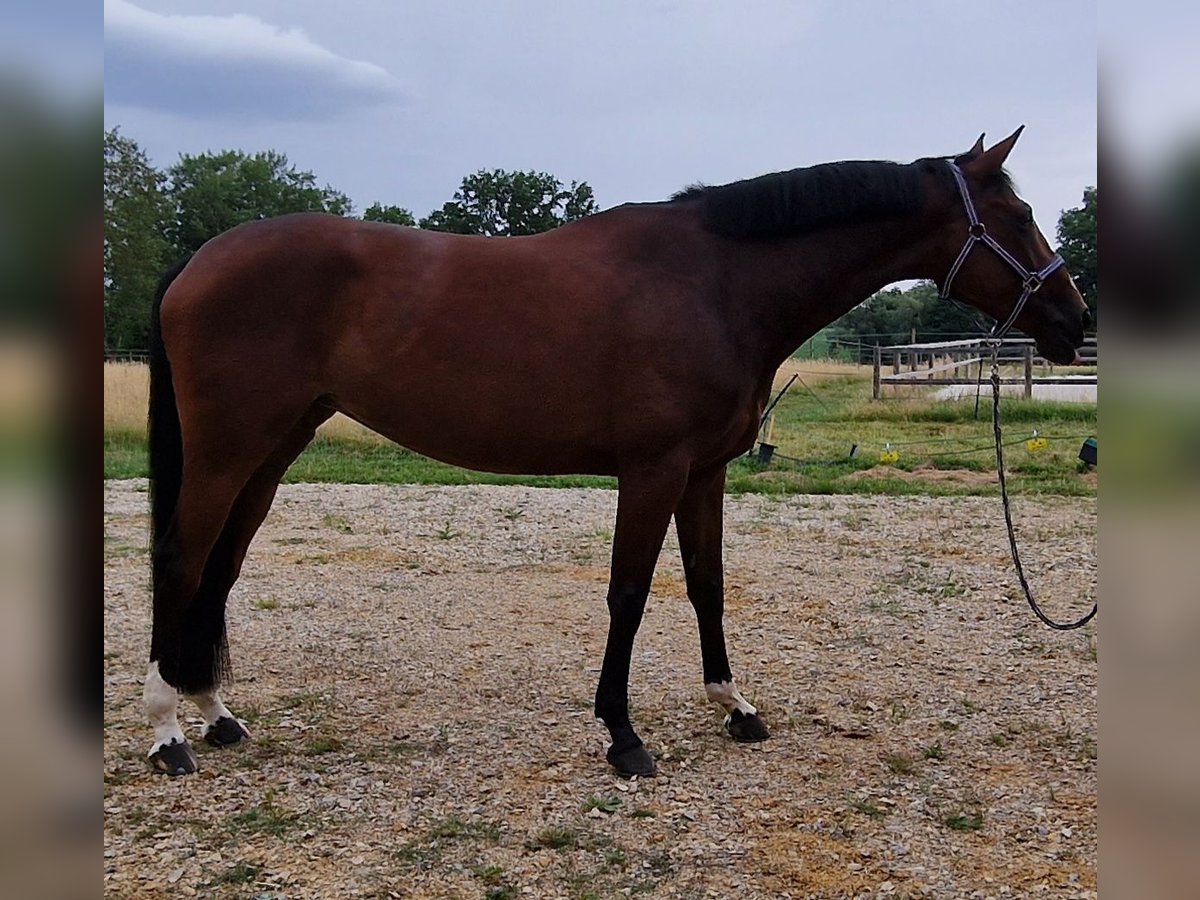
[101,0,1099,234]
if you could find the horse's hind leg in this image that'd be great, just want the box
[675,465,770,742]
[146,404,332,773]
[181,404,333,748]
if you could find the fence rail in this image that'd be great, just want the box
[871,336,1097,400]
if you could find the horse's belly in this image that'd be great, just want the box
[333,388,620,477]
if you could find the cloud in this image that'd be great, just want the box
[104,0,406,121]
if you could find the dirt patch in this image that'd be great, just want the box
[846,464,1000,487]
[105,481,1096,898]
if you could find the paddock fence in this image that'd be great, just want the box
[870,336,1097,400]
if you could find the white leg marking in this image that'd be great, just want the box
[705,680,757,717]
[144,661,187,755]
[187,689,248,739]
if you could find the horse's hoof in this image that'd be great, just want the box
[606,743,657,778]
[204,716,250,747]
[726,710,771,742]
[148,740,198,776]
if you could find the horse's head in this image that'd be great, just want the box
[932,127,1091,364]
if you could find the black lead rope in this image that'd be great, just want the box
[989,351,1097,630]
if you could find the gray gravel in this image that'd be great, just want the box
[105,480,1096,898]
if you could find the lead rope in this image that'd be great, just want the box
[989,347,1097,630]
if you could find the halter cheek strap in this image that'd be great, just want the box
[939,162,1065,341]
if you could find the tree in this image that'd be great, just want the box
[829,280,986,358]
[362,202,416,226]
[166,149,352,254]
[104,128,174,350]
[1056,186,1097,322]
[418,169,597,236]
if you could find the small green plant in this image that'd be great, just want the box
[531,825,578,850]
[321,513,353,533]
[989,732,1011,747]
[630,808,656,818]
[434,520,460,540]
[474,865,507,883]
[305,735,344,755]
[500,507,525,521]
[850,798,886,819]
[840,511,866,530]
[884,752,916,775]
[943,811,985,832]
[485,888,518,900]
[1079,734,1097,761]
[253,597,279,611]
[604,848,628,870]
[429,817,470,839]
[210,861,262,886]
[923,743,946,761]
[228,791,303,837]
[582,795,623,814]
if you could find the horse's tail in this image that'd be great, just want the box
[148,256,192,564]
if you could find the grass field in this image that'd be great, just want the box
[104,361,1096,496]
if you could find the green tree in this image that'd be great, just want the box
[418,169,597,236]
[104,128,174,350]
[1056,186,1097,321]
[166,149,351,254]
[830,280,985,357]
[362,202,416,226]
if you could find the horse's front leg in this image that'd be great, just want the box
[675,465,770,742]
[594,460,690,777]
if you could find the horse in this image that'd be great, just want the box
[141,127,1089,777]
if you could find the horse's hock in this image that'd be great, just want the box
[104,479,1097,898]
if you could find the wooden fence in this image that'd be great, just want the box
[871,337,1097,400]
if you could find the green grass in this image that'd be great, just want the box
[105,368,1096,497]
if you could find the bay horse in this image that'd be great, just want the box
[142,128,1089,777]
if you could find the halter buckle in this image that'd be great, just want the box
[968,222,987,239]
[1023,273,1043,293]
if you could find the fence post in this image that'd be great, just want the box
[1024,344,1033,399]
[873,344,881,400]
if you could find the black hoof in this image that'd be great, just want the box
[726,710,771,743]
[606,743,657,778]
[204,716,250,747]
[148,740,198,776]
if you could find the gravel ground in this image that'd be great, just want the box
[104,480,1096,899]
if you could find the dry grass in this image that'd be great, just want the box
[773,357,867,388]
[107,360,867,444]
[103,362,382,442]
[104,362,149,433]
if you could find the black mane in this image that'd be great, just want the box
[672,157,954,239]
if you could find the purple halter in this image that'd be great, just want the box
[939,162,1065,341]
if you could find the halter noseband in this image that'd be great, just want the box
[938,162,1065,341]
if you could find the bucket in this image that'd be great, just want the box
[1078,437,1097,466]
[756,442,776,465]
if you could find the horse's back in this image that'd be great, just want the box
[160,210,755,475]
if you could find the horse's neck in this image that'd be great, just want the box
[725,215,944,368]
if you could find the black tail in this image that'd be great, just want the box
[148,256,191,554]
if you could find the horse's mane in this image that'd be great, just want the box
[671,157,962,239]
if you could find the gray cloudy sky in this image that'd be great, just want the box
[104,0,1097,232]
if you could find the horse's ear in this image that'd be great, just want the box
[966,125,1024,174]
[969,133,986,156]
